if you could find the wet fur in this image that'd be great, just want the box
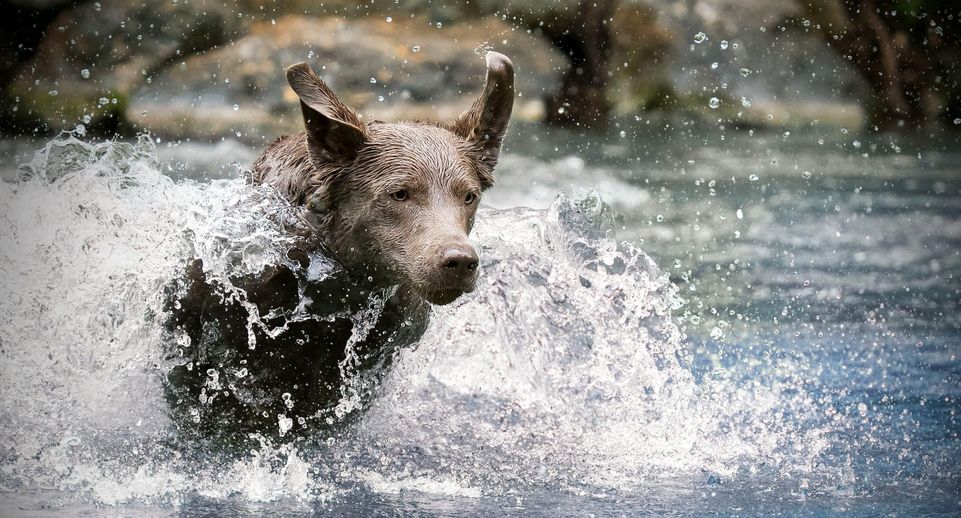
[164,53,514,444]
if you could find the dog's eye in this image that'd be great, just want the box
[464,192,477,205]
[390,189,408,201]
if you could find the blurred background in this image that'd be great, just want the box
[2,0,960,141]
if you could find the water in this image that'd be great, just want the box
[0,125,959,516]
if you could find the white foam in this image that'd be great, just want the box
[0,135,832,503]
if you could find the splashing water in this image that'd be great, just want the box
[0,135,838,507]
[349,195,831,494]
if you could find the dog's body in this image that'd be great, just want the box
[163,53,514,444]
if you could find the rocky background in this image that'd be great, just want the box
[2,0,958,141]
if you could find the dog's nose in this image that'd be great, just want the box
[439,245,479,278]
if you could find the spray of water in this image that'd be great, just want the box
[0,135,832,503]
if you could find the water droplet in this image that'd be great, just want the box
[841,128,849,134]
[802,170,812,179]
[74,124,86,136]
[857,402,868,417]
[708,97,720,109]
[732,42,739,49]
[655,214,665,222]
[736,208,744,219]
[377,95,385,102]
[412,45,421,52]
[710,62,719,70]
[232,104,239,111]
[278,414,293,435]
[435,22,443,28]
[749,174,759,181]
[720,40,729,50]
[370,77,377,84]
[93,2,101,11]
[739,68,751,77]
[48,90,58,96]
[619,130,626,138]
[953,118,960,125]
[80,68,90,79]
[385,16,392,22]
[693,32,707,44]
[740,96,752,108]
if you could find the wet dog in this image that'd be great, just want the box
[164,53,514,445]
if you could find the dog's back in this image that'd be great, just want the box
[249,132,315,204]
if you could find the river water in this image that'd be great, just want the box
[0,122,958,516]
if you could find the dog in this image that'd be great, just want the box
[163,52,514,445]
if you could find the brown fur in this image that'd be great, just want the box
[164,53,514,443]
[252,52,514,304]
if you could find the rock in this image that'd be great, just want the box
[646,0,870,129]
[7,0,248,134]
[4,0,672,138]
[127,15,564,141]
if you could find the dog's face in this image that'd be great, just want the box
[287,53,514,305]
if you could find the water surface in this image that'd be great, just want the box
[0,123,958,516]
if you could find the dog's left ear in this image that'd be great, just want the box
[450,52,514,189]
[287,62,368,166]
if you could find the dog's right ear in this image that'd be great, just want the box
[286,63,368,165]
[449,52,514,189]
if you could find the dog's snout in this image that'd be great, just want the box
[440,246,479,273]
[439,245,478,276]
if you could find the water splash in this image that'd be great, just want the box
[0,135,832,504]
[347,194,830,494]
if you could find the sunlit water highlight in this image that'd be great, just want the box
[0,129,958,515]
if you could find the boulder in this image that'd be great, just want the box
[7,0,248,134]
[127,15,563,141]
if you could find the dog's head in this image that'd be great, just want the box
[286,52,514,305]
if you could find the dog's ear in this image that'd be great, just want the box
[286,63,368,165]
[450,52,514,189]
